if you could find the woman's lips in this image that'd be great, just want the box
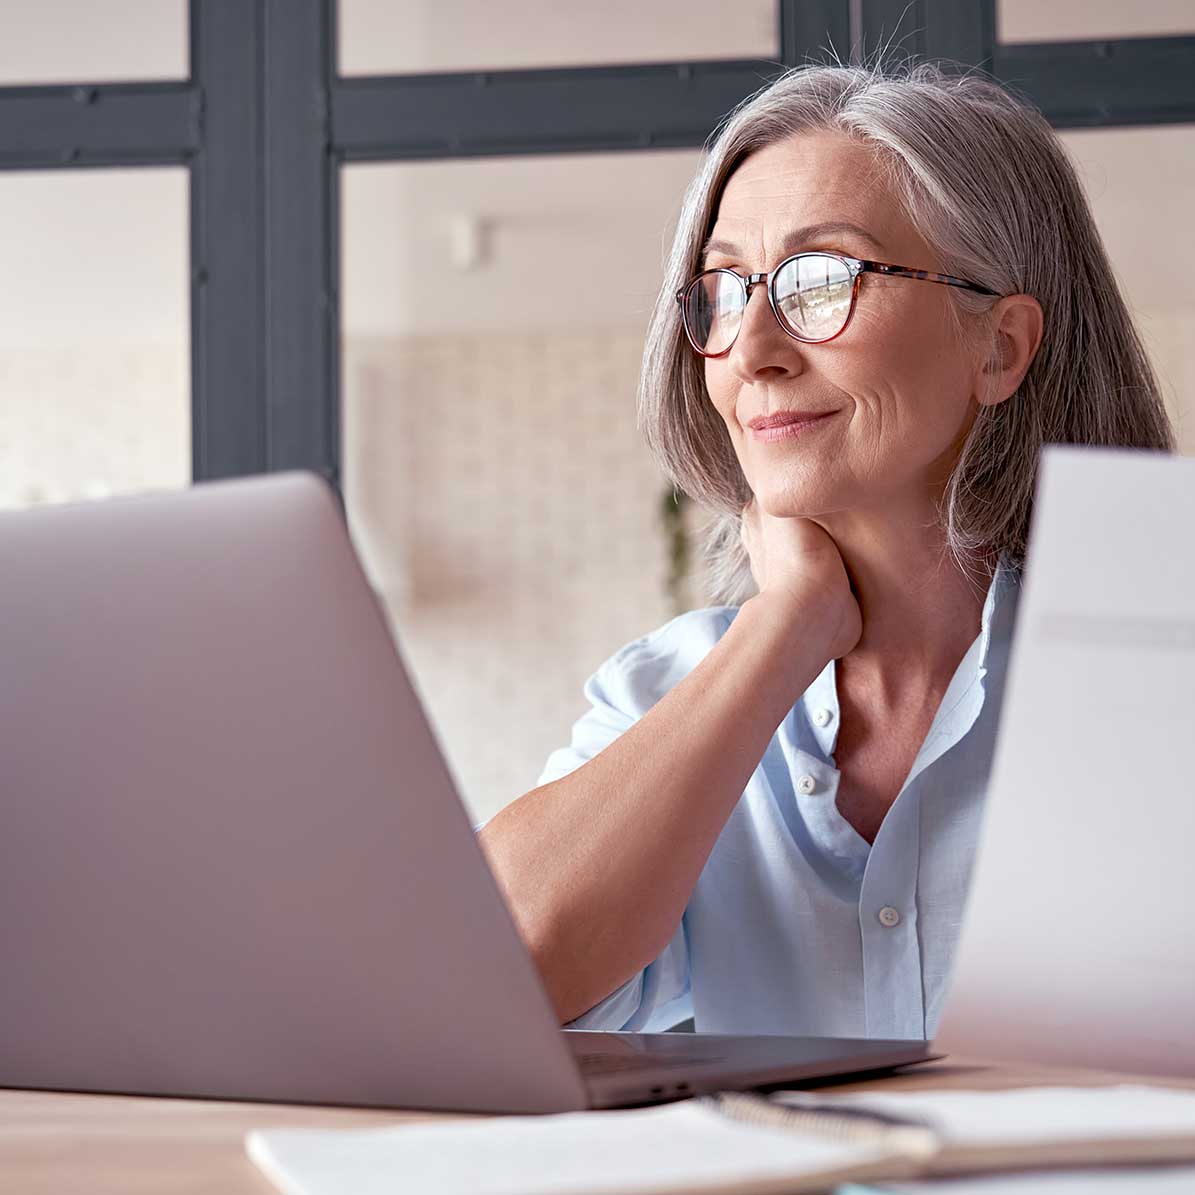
[747,410,840,443]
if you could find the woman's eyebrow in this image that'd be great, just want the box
[701,220,885,263]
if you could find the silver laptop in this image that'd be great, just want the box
[0,473,930,1114]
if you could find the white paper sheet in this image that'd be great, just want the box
[935,447,1195,1076]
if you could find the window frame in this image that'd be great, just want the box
[0,0,1191,490]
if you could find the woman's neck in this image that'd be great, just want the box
[813,496,994,700]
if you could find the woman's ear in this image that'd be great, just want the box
[977,294,1044,408]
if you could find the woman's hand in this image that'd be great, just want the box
[740,499,862,659]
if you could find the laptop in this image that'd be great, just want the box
[0,472,931,1114]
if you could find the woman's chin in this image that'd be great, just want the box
[754,486,839,521]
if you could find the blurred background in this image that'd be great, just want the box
[2,0,1192,822]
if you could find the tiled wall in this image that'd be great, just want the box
[0,342,188,510]
[343,329,704,823]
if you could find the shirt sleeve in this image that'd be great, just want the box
[535,611,734,1031]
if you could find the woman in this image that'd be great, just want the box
[478,61,1175,1039]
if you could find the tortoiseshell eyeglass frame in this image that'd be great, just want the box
[674,251,1002,357]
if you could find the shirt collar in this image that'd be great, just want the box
[977,554,1021,681]
[800,553,1021,737]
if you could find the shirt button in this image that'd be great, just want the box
[878,906,901,928]
[813,708,833,727]
[796,774,817,795]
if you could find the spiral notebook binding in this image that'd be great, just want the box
[702,1091,940,1159]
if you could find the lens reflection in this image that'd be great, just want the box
[685,269,743,356]
[775,254,853,341]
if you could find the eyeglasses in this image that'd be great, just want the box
[675,251,1000,357]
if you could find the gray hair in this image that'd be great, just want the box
[637,59,1177,604]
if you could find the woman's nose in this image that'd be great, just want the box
[727,280,806,383]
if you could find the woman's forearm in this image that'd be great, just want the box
[478,591,837,1024]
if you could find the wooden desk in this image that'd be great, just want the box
[5,1058,1195,1194]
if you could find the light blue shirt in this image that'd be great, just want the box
[537,560,1020,1040]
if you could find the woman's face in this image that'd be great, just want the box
[701,130,988,521]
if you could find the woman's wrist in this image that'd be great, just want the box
[735,586,842,668]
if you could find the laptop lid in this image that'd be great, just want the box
[0,473,588,1113]
[936,445,1195,1076]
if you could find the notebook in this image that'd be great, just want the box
[246,1084,1195,1195]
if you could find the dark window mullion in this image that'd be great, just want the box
[190,0,267,481]
[263,0,339,483]
[0,83,197,168]
[995,36,1195,128]
[857,0,996,72]
[333,60,802,162]
[780,0,851,68]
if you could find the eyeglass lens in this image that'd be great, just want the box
[683,253,855,354]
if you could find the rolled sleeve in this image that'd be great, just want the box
[538,607,735,787]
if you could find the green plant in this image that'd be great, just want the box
[659,486,692,615]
